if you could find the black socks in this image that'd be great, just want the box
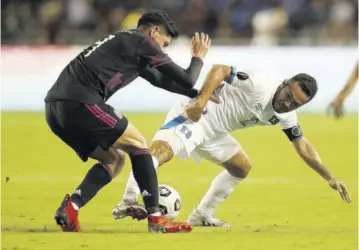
[71,163,112,208]
[129,149,160,214]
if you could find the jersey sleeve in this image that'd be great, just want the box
[137,37,172,68]
[278,111,303,141]
[140,67,198,98]
[276,111,299,129]
[223,66,254,90]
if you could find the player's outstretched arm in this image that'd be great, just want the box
[292,137,352,203]
[155,33,210,88]
[327,61,358,118]
[185,64,232,121]
[140,67,199,98]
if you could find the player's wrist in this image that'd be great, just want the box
[195,96,207,108]
[192,55,204,61]
[325,174,335,182]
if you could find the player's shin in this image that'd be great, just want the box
[122,156,159,203]
[71,163,112,209]
[129,149,161,215]
[196,170,242,216]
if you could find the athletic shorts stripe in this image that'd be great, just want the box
[92,104,118,126]
[85,104,117,128]
[160,115,187,130]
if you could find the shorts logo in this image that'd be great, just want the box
[114,110,123,119]
[180,126,192,139]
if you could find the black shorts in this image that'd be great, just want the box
[45,100,128,162]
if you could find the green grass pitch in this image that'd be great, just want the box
[1,112,358,250]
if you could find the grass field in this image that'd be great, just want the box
[1,112,358,250]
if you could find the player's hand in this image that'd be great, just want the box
[184,100,206,122]
[191,32,211,60]
[328,178,351,203]
[327,97,345,119]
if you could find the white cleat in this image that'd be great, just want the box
[112,200,148,221]
[187,208,231,227]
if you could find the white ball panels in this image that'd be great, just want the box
[158,184,181,220]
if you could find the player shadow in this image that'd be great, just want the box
[2,226,147,234]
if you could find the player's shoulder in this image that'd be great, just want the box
[112,29,145,43]
[232,70,274,93]
[229,67,253,89]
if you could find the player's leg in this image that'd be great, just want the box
[187,135,251,227]
[109,123,192,232]
[112,139,175,219]
[69,147,125,209]
[46,101,128,232]
[113,108,202,221]
[54,147,125,232]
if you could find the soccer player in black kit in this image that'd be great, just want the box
[45,12,211,233]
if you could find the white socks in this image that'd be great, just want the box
[122,159,241,218]
[196,170,242,216]
[122,156,159,203]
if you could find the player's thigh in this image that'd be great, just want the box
[49,101,128,162]
[195,134,251,178]
[152,120,205,161]
[45,101,98,162]
[111,122,148,153]
[195,134,241,164]
[78,102,149,154]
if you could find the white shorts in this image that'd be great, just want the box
[152,100,241,164]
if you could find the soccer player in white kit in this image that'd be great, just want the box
[112,64,352,226]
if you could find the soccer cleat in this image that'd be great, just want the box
[112,200,148,221]
[187,208,231,227]
[148,215,192,233]
[54,194,81,232]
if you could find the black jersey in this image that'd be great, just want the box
[45,29,173,103]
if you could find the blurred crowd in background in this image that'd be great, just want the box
[2,0,358,46]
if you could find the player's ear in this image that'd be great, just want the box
[149,26,160,37]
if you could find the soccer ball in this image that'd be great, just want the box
[158,184,181,219]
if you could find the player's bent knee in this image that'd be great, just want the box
[223,154,252,179]
[112,123,148,152]
[150,140,174,166]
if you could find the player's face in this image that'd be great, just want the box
[273,81,310,113]
[149,26,172,48]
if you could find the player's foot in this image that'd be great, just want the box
[112,200,148,221]
[148,215,192,233]
[54,194,81,232]
[187,208,231,227]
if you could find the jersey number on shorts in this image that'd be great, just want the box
[84,34,115,57]
[180,126,192,139]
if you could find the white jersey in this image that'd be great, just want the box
[202,71,298,134]
[153,68,300,163]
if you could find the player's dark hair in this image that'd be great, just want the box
[289,73,318,101]
[137,11,179,38]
